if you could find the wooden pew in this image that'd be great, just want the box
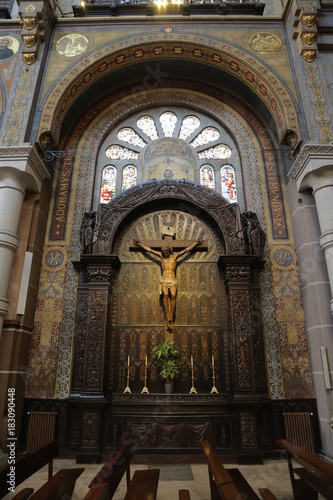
[276,438,333,500]
[0,440,58,498]
[258,488,279,500]
[28,467,84,500]
[179,490,191,500]
[124,469,160,500]
[88,439,133,498]
[11,488,34,500]
[200,439,250,500]
[83,483,109,500]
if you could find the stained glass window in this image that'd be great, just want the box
[190,127,219,148]
[137,116,158,140]
[221,165,237,202]
[100,166,117,203]
[106,145,140,160]
[198,144,232,159]
[122,165,137,191]
[117,128,147,148]
[178,115,200,140]
[160,111,177,137]
[200,165,215,190]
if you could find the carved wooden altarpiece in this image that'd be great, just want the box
[70,180,269,463]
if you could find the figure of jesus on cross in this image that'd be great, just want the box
[132,225,204,331]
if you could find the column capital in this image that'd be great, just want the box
[288,143,333,192]
[0,145,50,193]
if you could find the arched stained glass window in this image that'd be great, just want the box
[198,144,232,159]
[117,128,146,148]
[178,115,200,140]
[221,165,237,202]
[106,145,140,160]
[190,127,219,148]
[100,166,117,203]
[190,127,220,148]
[122,165,137,191]
[160,111,177,137]
[200,165,215,190]
[137,116,158,140]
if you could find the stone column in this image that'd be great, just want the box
[289,145,333,314]
[288,143,333,459]
[0,147,49,339]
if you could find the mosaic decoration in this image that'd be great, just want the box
[26,246,68,398]
[137,116,158,140]
[178,115,200,140]
[190,127,219,148]
[55,34,89,58]
[118,127,147,148]
[122,165,137,191]
[100,165,116,203]
[197,144,232,160]
[159,111,177,136]
[221,165,237,202]
[302,60,333,143]
[143,137,195,182]
[106,145,139,159]
[0,36,20,61]
[247,32,283,55]
[36,37,301,147]
[200,165,215,190]
[269,245,314,398]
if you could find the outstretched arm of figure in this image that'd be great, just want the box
[177,237,203,258]
[134,239,162,258]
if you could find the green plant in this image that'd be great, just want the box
[153,339,180,383]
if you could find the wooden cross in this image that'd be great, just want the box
[129,223,208,252]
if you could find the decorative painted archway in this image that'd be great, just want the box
[36,37,302,152]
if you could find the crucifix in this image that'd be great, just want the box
[130,223,207,331]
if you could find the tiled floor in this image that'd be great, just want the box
[3,457,297,499]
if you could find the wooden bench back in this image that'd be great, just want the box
[276,438,333,485]
[0,440,58,498]
[200,439,242,500]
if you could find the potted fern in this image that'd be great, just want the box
[153,339,180,394]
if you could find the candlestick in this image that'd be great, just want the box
[189,356,197,395]
[123,356,131,394]
[141,356,149,394]
[210,358,218,394]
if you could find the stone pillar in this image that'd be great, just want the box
[289,146,333,313]
[0,147,49,339]
[288,143,333,459]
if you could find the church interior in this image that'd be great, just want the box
[1,0,333,495]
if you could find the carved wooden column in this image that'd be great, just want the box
[71,255,119,463]
[219,255,267,399]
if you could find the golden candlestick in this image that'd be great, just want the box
[141,355,149,394]
[210,358,218,394]
[123,355,131,394]
[189,355,197,395]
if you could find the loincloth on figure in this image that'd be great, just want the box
[159,277,177,294]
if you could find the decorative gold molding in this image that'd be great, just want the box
[22,34,36,48]
[293,0,320,62]
[302,32,317,45]
[23,53,36,65]
[302,49,317,63]
[19,2,45,65]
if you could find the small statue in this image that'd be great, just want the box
[80,211,96,254]
[241,211,266,257]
